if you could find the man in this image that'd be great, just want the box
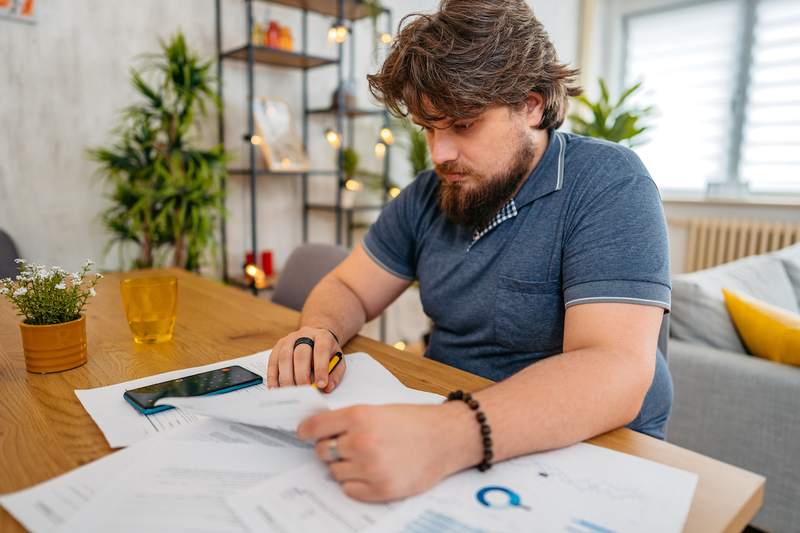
[267,0,672,503]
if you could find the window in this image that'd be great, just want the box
[623,0,800,193]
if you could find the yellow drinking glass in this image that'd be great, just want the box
[120,276,178,344]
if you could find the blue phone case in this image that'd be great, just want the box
[123,376,263,415]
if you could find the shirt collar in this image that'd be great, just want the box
[513,129,566,209]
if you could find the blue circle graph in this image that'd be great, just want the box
[475,486,524,509]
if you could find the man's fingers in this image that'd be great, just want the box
[297,407,360,441]
[312,334,337,389]
[293,343,313,385]
[266,342,281,389]
[323,356,346,393]
[315,433,354,462]
[328,460,366,483]
[277,341,296,386]
[341,480,378,502]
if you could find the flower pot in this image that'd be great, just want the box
[19,315,88,373]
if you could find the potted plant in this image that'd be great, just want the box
[1,259,101,373]
[88,32,227,271]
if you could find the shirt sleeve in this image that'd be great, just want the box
[562,173,671,312]
[362,173,431,280]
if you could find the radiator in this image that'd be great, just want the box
[679,218,800,272]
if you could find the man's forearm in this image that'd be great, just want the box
[299,273,368,346]
[437,347,654,474]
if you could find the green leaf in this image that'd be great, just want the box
[568,78,652,147]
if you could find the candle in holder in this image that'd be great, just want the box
[244,252,256,280]
[261,251,274,276]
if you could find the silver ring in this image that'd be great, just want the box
[328,438,341,462]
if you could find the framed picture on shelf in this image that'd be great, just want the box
[0,0,36,22]
[252,97,309,172]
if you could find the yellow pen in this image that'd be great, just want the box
[311,351,343,388]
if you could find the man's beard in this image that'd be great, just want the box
[436,135,536,231]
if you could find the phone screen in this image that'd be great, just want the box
[123,365,262,412]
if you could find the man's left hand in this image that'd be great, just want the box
[296,403,470,502]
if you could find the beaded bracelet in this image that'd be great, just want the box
[446,390,493,472]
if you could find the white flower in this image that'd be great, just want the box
[0,287,8,295]
[85,259,95,267]
[55,282,67,290]
[95,273,104,279]
[13,287,28,297]
[14,258,25,264]
[71,273,82,284]
[89,288,97,297]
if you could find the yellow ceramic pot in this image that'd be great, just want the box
[19,315,88,373]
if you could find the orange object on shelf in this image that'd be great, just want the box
[279,26,293,51]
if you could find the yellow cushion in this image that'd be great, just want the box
[722,288,800,366]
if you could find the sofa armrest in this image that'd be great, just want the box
[667,339,800,532]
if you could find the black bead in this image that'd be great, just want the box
[483,436,492,447]
[463,392,472,402]
[484,451,494,461]
[467,399,479,410]
[480,424,491,436]
[478,462,490,472]
[475,412,486,423]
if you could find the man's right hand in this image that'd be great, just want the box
[266,326,346,393]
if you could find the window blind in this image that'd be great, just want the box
[740,0,800,192]
[624,1,740,190]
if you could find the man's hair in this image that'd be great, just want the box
[367,0,582,130]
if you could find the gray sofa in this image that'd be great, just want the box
[667,243,800,533]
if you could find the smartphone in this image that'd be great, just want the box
[123,365,263,415]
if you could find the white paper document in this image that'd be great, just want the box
[156,385,330,433]
[57,440,312,533]
[154,354,443,432]
[0,419,312,533]
[74,351,268,448]
[76,351,442,448]
[363,443,698,533]
[227,461,395,533]
[229,443,697,533]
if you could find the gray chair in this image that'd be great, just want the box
[271,244,350,311]
[0,229,20,279]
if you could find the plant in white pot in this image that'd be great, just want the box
[1,259,101,373]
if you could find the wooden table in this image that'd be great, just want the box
[0,269,764,532]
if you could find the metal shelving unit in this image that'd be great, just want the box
[214,0,393,294]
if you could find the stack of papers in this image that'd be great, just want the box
[0,351,698,533]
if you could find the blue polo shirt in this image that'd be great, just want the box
[363,130,673,439]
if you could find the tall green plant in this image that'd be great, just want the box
[88,32,227,271]
[568,79,654,147]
